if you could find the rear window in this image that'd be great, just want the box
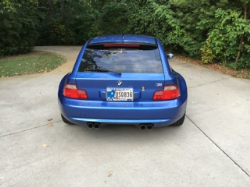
[78,46,163,73]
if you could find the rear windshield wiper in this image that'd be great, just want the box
[86,68,121,75]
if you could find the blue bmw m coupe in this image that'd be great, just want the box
[58,34,187,129]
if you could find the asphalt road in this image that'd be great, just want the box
[0,46,250,187]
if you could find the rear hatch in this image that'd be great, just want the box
[75,44,167,102]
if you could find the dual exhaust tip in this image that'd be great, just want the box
[87,122,100,129]
[140,124,154,130]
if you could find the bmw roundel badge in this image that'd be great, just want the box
[117,80,123,86]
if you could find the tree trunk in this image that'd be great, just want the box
[235,35,244,65]
[60,0,65,22]
[48,0,54,16]
[235,3,248,64]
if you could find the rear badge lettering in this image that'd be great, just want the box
[155,83,162,87]
[141,86,146,91]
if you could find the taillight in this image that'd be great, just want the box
[63,84,87,99]
[153,85,180,101]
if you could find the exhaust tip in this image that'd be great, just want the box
[94,123,100,129]
[140,125,146,130]
[147,125,153,130]
[87,123,93,129]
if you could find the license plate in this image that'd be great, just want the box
[106,88,133,101]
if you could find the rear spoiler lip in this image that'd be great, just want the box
[87,42,157,47]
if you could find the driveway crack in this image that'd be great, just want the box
[188,77,231,89]
[186,115,250,178]
[0,120,61,138]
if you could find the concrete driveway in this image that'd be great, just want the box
[0,46,250,187]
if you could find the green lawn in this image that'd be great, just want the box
[0,52,66,77]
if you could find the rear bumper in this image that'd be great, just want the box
[58,96,187,127]
[63,118,182,127]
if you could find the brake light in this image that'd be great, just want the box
[63,84,87,99]
[104,43,140,48]
[153,85,180,101]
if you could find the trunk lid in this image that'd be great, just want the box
[75,72,167,101]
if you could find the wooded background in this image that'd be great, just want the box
[1,0,250,69]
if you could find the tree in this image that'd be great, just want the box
[1,0,250,70]
[0,0,42,56]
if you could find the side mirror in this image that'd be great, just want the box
[166,53,174,59]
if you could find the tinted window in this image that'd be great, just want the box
[78,48,163,73]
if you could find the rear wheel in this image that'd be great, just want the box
[61,114,74,125]
[171,114,185,127]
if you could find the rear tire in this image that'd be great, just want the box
[61,114,74,125]
[171,114,185,127]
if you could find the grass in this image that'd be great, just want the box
[0,51,67,77]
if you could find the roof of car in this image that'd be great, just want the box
[89,34,156,45]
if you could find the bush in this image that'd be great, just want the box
[0,1,41,56]
[201,39,216,64]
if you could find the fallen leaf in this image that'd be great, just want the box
[108,171,113,177]
[47,118,53,121]
[48,124,54,128]
[42,144,48,147]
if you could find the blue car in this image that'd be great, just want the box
[58,34,187,129]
